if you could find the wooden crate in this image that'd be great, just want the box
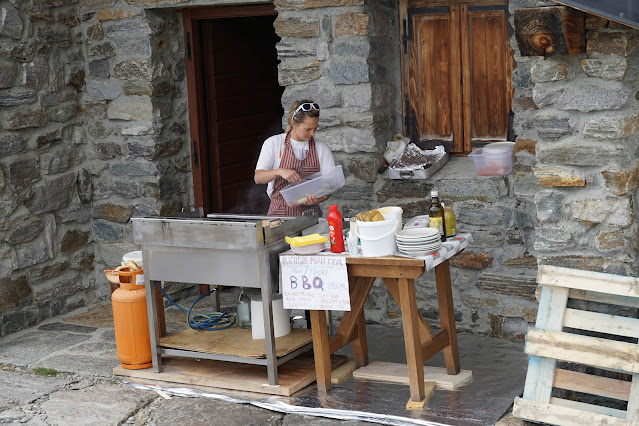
[513,265,639,425]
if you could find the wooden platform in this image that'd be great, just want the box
[114,353,347,396]
[159,326,313,359]
[353,361,473,390]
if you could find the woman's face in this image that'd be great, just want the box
[291,117,319,142]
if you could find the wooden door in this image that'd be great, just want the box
[183,5,281,215]
[401,1,512,153]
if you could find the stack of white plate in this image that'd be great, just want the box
[396,227,442,256]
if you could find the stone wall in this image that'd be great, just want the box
[0,0,95,335]
[511,1,639,277]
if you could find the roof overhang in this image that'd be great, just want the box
[553,0,639,30]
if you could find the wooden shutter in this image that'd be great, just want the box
[401,1,512,153]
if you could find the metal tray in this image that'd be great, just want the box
[388,152,449,180]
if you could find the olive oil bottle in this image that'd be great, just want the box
[429,190,447,242]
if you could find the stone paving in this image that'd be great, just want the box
[0,292,530,425]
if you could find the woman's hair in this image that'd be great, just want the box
[286,99,320,133]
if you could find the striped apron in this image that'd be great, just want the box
[267,132,322,217]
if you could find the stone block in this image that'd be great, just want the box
[0,133,28,158]
[0,4,23,39]
[535,190,564,223]
[88,42,116,58]
[37,24,70,42]
[57,12,79,27]
[454,201,508,226]
[2,108,47,130]
[274,17,319,37]
[376,179,432,203]
[93,220,125,242]
[540,255,631,275]
[335,12,368,36]
[334,41,370,57]
[87,122,111,139]
[347,156,380,182]
[0,276,31,311]
[29,261,68,283]
[534,114,572,139]
[23,58,48,89]
[121,123,154,136]
[6,219,43,245]
[534,226,573,251]
[530,60,568,82]
[571,196,633,227]
[16,237,50,269]
[583,111,639,140]
[276,39,317,58]
[0,166,3,192]
[0,60,17,89]
[585,14,607,30]
[321,128,376,153]
[113,59,152,80]
[275,0,363,9]
[596,230,625,251]
[477,272,537,300]
[96,8,140,21]
[282,81,341,110]
[60,229,90,253]
[534,166,585,187]
[70,250,94,270]
[0,90,37,107]
[7,158,39,190]
[152,80,173,98]
[328,61,369,85]
[93,203,132,223]
[42,145,81,175]
[467,229,503,248]
[580,57,628,81]
[86,80,122,101]
[461,294,499,308]
[533,82,629,112]
[503,254,537,269]
[601,164,639,195]
[512,65,533,89]
[107,96,153,121]
[46,101,77,123]
[394,200,429,218]
[24,173,76,214]
[536,142,627,167]
[110,162,158,176]
[515,96,539,111]
[88,58,110,78]
[68,69,85,91]
[122,80,152,96]
[102,18,152,38]
[450,252,493,269]
[62,206,91,224]
[278,62,321,86]
[85,22,104,44]
[587,30,636,56]
[77,169,92,204]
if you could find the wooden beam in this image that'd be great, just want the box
[563,308,639,339]
[514,6,585,57]
[553,368,631,402]
[538,265,639,298]
[398,278,425,402]
[525,328,639,374]
[310,310,331,393]
[421,330,449,361]
[550,397,627,420]
[435,260,460,375]
[383,277,435,341]
[514,398,631,425]
[569,288,639,310]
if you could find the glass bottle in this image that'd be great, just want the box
[237,287,251,329]
[444,205,457,237]
[429,190,447,242]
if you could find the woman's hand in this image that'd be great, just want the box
[277,168,302,184]
[304,194,330,206]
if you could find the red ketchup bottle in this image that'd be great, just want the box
[327,205,345,253]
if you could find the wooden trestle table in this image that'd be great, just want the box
[309,255,461,406]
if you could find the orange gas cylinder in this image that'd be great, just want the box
[111,267,152,370]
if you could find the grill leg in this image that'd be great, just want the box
[259,248,278,386]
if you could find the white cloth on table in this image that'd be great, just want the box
[392,233,473,270]
[255,133,336,198]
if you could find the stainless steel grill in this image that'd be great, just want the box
[131,214,318,385]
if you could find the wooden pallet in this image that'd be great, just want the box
[513,265,639,425]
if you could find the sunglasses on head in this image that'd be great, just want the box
[292,102,320,119]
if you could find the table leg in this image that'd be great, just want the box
[146,280,162,373]
[398,278,425,402]
[259,249,278,386]
[154,283,167,338]
[435,260,460,375]
[310,310,331,392]
[352,308,368,367]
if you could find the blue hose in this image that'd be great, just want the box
[155,283,236,331]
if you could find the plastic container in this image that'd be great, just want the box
[250,294,291,339]
[280,165,345,206]
[352,218,397,257]
[468,146,513,176]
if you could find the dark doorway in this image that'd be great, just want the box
[183,6,282,215]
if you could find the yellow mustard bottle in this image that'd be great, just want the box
[444,206,456,237]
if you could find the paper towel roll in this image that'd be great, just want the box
[251,294,291,340]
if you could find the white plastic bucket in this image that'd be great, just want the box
[378,206,403,234]
[352,218,397,257]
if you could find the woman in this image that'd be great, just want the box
[255,100,336,216]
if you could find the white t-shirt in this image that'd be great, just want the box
[255,133,336,198]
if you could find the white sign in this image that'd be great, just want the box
[280,254,350,311]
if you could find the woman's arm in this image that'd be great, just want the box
[254,168,302,185]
